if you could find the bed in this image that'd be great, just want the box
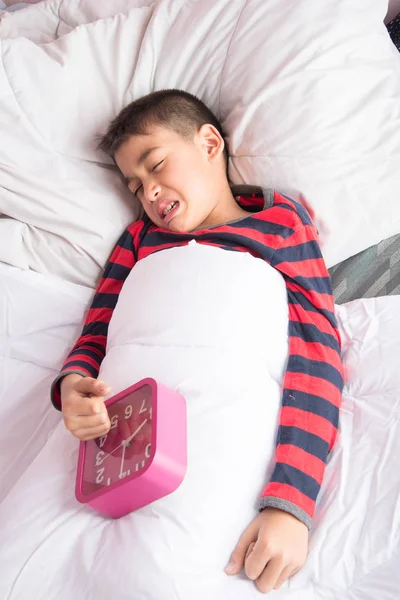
[0,1,400,599]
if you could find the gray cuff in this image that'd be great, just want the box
[50,370,89,411]
[262,187,275,209]
[259,496,312,530]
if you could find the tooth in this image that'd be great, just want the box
[162,201,178,217]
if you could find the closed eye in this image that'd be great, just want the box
[152,160,164,172]
[134,160,164,197]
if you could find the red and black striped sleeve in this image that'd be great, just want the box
[259,195,343,528]
[50,221,143,410]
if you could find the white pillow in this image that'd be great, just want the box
[0,0,153,42]
[0,0,399,285]
[0,6,150,285]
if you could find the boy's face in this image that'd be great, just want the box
[114,124,226,232]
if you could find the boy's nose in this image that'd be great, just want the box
[144,182,161,203]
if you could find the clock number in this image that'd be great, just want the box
[145,443,151,459]
[95,451,105,466]
[139,399,147,414]
[99,435,107,448]
[149,406,152,420]
[110,414,118,430]
[118,469,131,480]
[135,460,146,471]
[125,404,133,419]
[96,468,105,484]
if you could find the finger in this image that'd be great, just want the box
[225,522,258,575]
[273,564,295,590]
[75,377,111,399]
[65,395,109,417]
[245,538,272,580]
[255,556,285,594]
[244,538,273,581]
[245,542,256,561]
[80,397,109,417]
[73,423,111,442]
[65,412,110,432]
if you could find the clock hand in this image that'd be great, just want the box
[119,443,127,478]
[125,419,148,446]
[101,441,125,462]
[101,419,148,462]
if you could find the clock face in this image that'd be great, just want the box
[81,384,153,497]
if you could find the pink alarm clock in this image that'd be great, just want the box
[75,378,187,518]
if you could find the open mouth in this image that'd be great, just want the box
[161,201,180,224]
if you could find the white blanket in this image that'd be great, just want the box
[0,254,399,600]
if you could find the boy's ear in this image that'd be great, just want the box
[198,124,225,163]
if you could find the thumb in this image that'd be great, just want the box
[225,523,258,575]
[77,377,111,397]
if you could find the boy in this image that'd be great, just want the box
[51,89,343,594]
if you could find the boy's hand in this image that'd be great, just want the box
[225,507,308,594]
[60,374,112,441]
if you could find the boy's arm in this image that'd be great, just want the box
[50,223,141,410]
[259,206,343,529]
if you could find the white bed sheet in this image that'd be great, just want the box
[0,261,399,600]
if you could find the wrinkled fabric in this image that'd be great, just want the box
[0,261,399,599]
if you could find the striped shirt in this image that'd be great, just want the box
[51,189,343,528]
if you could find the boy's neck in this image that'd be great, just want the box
[196,182,252,230]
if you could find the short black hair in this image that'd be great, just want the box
[97,89,229,168]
